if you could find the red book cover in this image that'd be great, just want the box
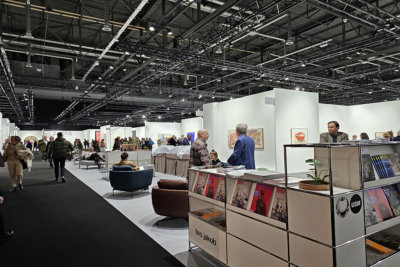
[249,184,275,216]
[215,177,226,202]
[204,174,220,199]
[368,188,393,221]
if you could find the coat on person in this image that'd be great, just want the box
[319,132,349,143]
[16,149,34,172]
[47,137,74,159]
[227,134,255,169]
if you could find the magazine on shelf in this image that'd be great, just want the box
[362,154,377,182]
[387,153,400,176]
[231,179,253,209]
[191,208,223,221]
[371,155,387,179]
[380,155,395,178]
[364,190,382,227]
[204,174,220,199]
[268,187,287,223]
[215,176,226,202]
[243,170,284,183]
[367,188,393,221]
[249,184,275,216]
[192,172,209,195]
[382,184,400,216]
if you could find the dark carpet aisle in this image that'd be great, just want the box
[0,157,183,267]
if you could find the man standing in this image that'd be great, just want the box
[182,134,190,146]
[227,123,255,169]
[320,121,349,143]
[190,129,212,167]
[38,136,48,161]
[48,132,73,183]
[46,136,54,168]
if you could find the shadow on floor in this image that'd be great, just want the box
[103,190,150,200]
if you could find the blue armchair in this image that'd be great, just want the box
[109,166,153,196]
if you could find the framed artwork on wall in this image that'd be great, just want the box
[291,128,308,144]
[375,132,386,139]
[95,131,100,143]
[228,128,264,149]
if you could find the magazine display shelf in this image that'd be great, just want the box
[284,142,400,267]
[188,168,228,264]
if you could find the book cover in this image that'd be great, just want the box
[362,154,376,182]
[231,179,253,209]
[382,185,400,216]
[215,176,226,202]
[368,188,393,221]
[204,174,220,199]
[387,153,400,176]
[269,188,287,223]
[364,190,382,227]
[192,172,209,195]
[371,155,386,179]
[380,155,395,178]
[249,184,275,216]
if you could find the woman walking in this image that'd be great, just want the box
[3,136,29,191]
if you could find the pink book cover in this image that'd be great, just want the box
[368,188,393,221]
[249,184,275,216]
[215,177,226,202]
[193,172,209,195]
[204,174,220,199]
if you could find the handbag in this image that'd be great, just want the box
[20,158,28,169]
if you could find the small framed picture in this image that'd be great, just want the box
[291,128,308,144]
[375,132,386,139]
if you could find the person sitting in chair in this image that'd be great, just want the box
[83,147,104,168]
[114,152,139,171]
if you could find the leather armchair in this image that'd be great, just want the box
[152,179,189,222]
[109,166,153,196]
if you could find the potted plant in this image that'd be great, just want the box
[299,158,330,191]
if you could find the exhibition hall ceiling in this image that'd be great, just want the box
[1,0,400,128]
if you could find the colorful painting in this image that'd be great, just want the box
[228,128,264,149]
[157,133,171,141]
[187,132,195,142]
[291,128,308,144]
[95,131,101,143]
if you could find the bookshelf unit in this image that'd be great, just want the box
[285,142,400,267]
[188,142,400,266]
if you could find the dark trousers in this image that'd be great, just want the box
[49,158,53,168]
[0,211,5,237]
[53,157,66,179]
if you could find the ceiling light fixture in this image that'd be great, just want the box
[148,23,155,32]
[124,51,130,55]
[215,46,223,54]
[389,24,396,31]
[142,115,146,118]
[109,66,114,69]
[123,68,127,72]
[301,63,306,67]
[319,42,328,48]
[343,18,348,23]
[295,87,300,91]
[285,38,294,46]
[167,28,173,35]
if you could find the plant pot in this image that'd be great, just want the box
[299,180,330,191]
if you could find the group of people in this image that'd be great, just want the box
[167,134,192,146]
[112,137,154,151]
[189,123,256,170]
[320,120,400,143]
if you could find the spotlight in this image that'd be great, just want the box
[148,23,155,32]
[124,51,130,55]
[167,28,173,35]
[389,24,396,31]
[368,91,373,94]
[198,95,202,99]
[301,63,306,67]
[158,115,161,119]
[182,98,185,102]
[123,68,127,72]
[342,18,348,23]
[295,87,300,91]
[169,94,173,98]
[285,38,294,46]
[109,66,114,69]
[75,85,79,90]
[142,115,146,118]
[215,46,223,54]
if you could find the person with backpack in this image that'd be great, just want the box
[47,132,73,183]
[37,136,48,161]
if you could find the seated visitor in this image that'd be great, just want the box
[114,152,139,171]
[320,121,349,143]
[352,135,357,140]
[394,130,400,141]
[83,147,104,168]
[210,150,222,166]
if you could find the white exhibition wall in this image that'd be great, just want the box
[319,101,400,140]
[19,130,43,142]
[43,130,84,143]
[1,118,10,143]
[181,117,203,140]
[204,90,277,170]
[275,89,319,172]
[145,121,182,149]
[0,113,2,146]
[132,126,145,139]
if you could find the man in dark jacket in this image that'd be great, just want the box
[47,132,73,183]
[0,187,14,243]
[394,130,400,141]
[228,123,255,169]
